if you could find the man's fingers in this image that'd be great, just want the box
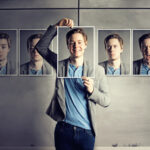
[83,81,90,86]
[82,76,89,81]
[64,18,69,25]
[68,19,74,28]
[64,18,74,28]
[83,83,89,87]
[82,77,94,85]
[58,18,74,27]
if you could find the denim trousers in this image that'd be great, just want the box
[54,121,95,150]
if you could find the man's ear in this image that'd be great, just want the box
[120,45,123,53]
[67,44,70,50]
[85,41,87,49]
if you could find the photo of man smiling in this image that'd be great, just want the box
[57,27,94,78]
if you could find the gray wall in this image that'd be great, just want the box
[0,0,150,150]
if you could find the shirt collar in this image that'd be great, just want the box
[0,65,7,74]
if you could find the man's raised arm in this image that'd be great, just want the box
[35,18,74,70]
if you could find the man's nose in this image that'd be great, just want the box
[109,46,114,52]
[33,49,38,54]
[73,42,78,48]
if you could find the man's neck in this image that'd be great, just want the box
[108,58,121,70]
[0,59,7,68]
[70,56,84,68]
[30,60,43,70]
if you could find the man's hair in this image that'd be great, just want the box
[0,33,11,48]
[27,33,43,50]
[66,28,87,45]
[104,33,123,49]
[138,33,150,48]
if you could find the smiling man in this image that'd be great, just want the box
[20,33,52,75]
[35,18,110,150]
[99,33,129,75]
[133,33,150,75]
[58,28,92,78]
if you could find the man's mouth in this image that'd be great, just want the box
[35,54,40,57]
[73,50,80,53]
[73,48,80,51]
[109,53,115,56]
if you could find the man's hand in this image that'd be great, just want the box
[55,18,74,28]
[82,76,94,94]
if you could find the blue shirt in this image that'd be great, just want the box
[64,64,91,130]
[29,68,42,75]
[107,65,120,75]
[140,63,150,75]
[0,66,7,75]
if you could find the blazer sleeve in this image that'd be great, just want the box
[35,25,57,70]
[87,66,111,107]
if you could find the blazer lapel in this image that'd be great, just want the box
[83,60,88,76]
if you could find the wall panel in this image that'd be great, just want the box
[0,10,78,29]
[80,0,150,8]
[0,0,78,9]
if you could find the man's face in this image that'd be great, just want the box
[141,38,150,64]
[105,38,123,61]
[29,38,43,62]
[0,38,10,61]
[67,33,87,59]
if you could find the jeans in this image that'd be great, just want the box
[54,121,95,150]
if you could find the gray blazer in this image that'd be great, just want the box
[36,25,110,136]
[99,60,129,75]
[20,60,53,75]
[6,60,16,75]
[133,59,143,75]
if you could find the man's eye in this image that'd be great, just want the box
[30,48,34,51]
[2,46,6,49]
[106,46,111,49]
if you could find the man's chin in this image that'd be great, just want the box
[109,57,118,61]
[73,55,82,59]
[32,58,43,62]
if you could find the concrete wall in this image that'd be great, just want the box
[0,0,150,149]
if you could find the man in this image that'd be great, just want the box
[133,33,150,75]
[99,33,129,75]
[58,28,94,78]
[36,18,110,150]
[20,33,52,75]
[0,32,16,75]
